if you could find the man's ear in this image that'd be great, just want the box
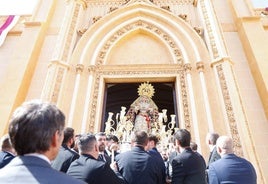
[176,140,180,146]
[95,143,99,152]
[51,130,62,147]
[216,146,221,155]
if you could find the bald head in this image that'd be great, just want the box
[216,136,233,155]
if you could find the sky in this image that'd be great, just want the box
[252,0,268,7]
[0,0,267,16]
[0,0,37,15]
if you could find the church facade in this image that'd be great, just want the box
[0,0,267,182]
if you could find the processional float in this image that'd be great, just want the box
[104,82,178,152]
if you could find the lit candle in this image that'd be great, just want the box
[111,149,115,163]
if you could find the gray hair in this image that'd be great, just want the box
[78,134,97,153]
[206,132,219,145]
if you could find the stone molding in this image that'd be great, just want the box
[86,66,191,132]
[97,20,183,66]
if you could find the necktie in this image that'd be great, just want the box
[98,154,106,162]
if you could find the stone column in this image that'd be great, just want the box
[184,63,202,152]
[41,0,87,103]
[196,61,214,132]
[198,0,245,156]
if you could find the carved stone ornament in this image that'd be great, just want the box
[161,6,170,11]
[196,62,204,72]
[87,67,191,132]
[77,28,87,36]
[109,7,118,13]
[97,20,183,66]
[216,64,243,156]
[75,64,84,73]
[184,63,192,73]
[92,16,102,23]
[75,0,88,9]
[178,14,188,21]
[199,0,219,59]
[193,27,204,36]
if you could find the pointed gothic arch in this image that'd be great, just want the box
[59,1,222,156]
[72,2,210,66]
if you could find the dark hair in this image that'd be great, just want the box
[62,127,75,144]
[190,142,198,151]
[208,133,219,145]
[0,134,13,150]
[148,134,159,144]
[131,130,148,146]
[106,134,119,143]
[8,100,65,155]
[95,132,106,138]
[174,129,191,147]
[78,133,96,153]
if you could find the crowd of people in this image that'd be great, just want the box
[0,100,257,183]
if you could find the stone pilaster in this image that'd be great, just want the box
[41,0,87,102]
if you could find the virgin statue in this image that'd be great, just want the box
[126,82,159,133]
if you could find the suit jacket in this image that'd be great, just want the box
[115,146,162,184]
[51,144,79,172]
[67,154,125,184]
[208,154,257,184]
[207,146,220,168]
[98,150,112,165]
[171,147,207,184]
[167,150,179,178]
[0,151,15,169]
[105,148,120,162]
[0,155,84,184]
[148,147,166,184]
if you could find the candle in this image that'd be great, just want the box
[111,149,115,163]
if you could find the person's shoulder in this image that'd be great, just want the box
[62,147,79,159]
[0,151,7,156]
[235,155,255,166]
[82,159,107,174]
[173,149,196,162]
[116,150,131,157]
[66,146,78,155]
[0,151,14,159]
[51,169,85,183]
[209,155,223,168]
[69,149,79,157]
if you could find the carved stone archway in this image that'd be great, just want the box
[43,0,242,157]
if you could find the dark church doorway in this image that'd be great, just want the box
[101,82,178,131]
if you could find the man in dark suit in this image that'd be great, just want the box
[51,127,79,172]
[0,100,84,184]
[106,134,120,162]
[115,130,162,184]
[147,134,166,184]
[190,141,206,166]
[0,134,16,168]
[206,132,220,168]
[67,133,125,184]
[208,136,257,184]
[167,147,179,182]
[95,132,111,164]
[171,129,207,184]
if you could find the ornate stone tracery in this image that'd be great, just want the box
[46,0,243,158]
[87,66,192,131]
[97,20,183,66]
[199,0,219,59]
[216,63,243,156]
